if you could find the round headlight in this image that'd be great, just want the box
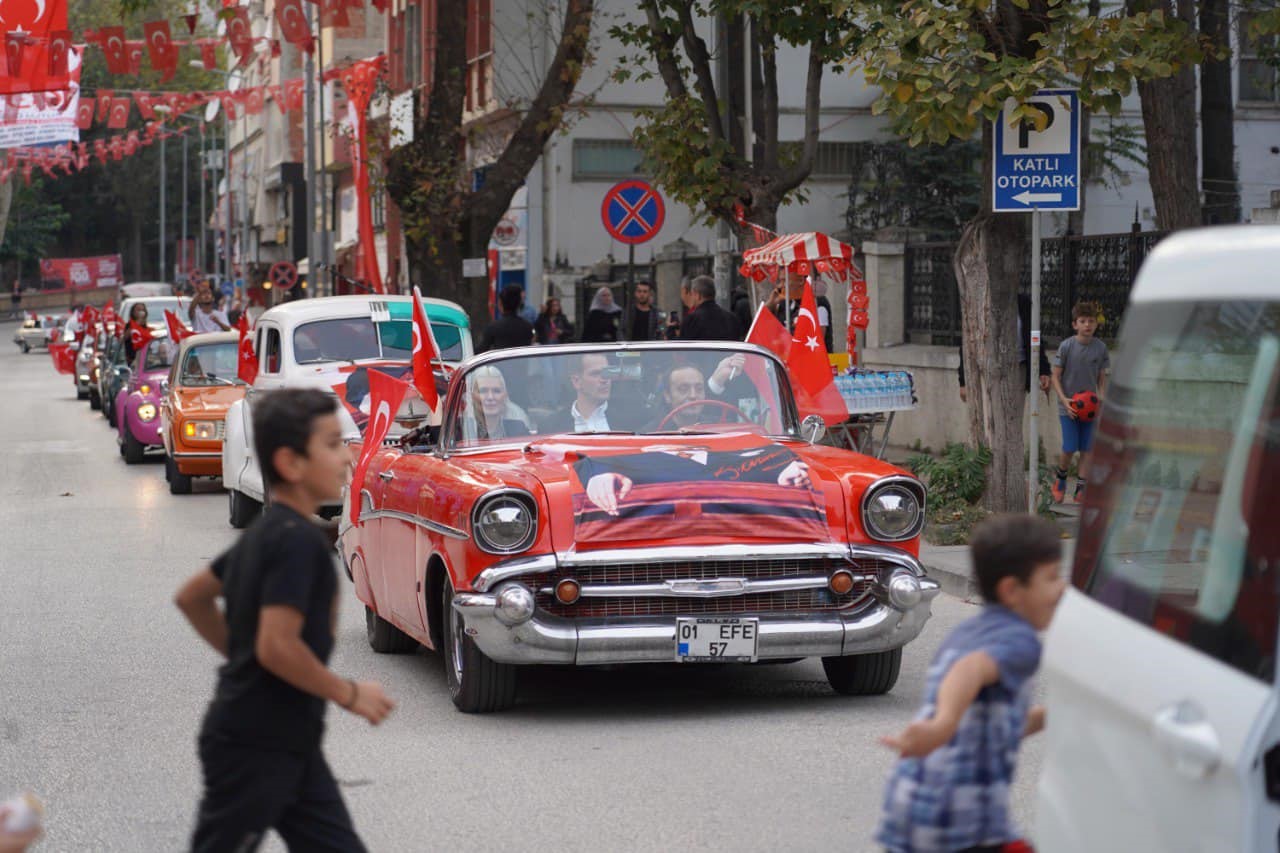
[862,480,925,542]
[137,402,158,422]
[472,491,537,554]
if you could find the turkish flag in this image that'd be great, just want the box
[282,78,304,112]
[75,98,93,129]
[198,40,218,71]
[236,312,258,385]
[144,20,178,81]
[275,0,313,53]
[47,30,72,78]
[789,281,846,425]
[106,96,130,129]
[127,40,145,75]
[321,0,350,29]
[410,286,441,411]
[182,13,199,35]
[225,8,253,62]
[4,34,26,79]
[98,26,129,74]
[0,0,67,94]
[133,92,155,120]
[127,320,154,352]
[164,309,194,343]
[350,369,411,524]
[243,86,264,115]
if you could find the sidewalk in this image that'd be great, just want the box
[920,508,1078,600]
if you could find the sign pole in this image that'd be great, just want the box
[627,244,635,310]
[1028,208,1041,512]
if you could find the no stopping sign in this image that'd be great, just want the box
[269,261,299,291]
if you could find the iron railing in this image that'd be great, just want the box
[904,229,1167,345]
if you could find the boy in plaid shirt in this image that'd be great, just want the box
[876,515,1065,853]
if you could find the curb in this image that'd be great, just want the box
[923,561,980,602]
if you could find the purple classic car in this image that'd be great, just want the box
[116,337,175,464]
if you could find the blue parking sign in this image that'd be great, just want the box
[993,89,1080,212]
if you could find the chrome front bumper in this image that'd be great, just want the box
[452,550,942,667]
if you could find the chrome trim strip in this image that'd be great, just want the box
[473,554,559,592]
[537,574,875,599]
[860,475,928,543]
[848,543,926,576]
[559,542,852,566]
[362,508,469,540]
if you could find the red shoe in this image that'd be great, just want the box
[1051,480,1065,503]
[1073,489,1085,504]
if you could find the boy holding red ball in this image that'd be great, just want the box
[1051,300,1109,503]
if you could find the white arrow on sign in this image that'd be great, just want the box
[1013,190,1062,205]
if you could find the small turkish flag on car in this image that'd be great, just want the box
[164,310,194,343]
[236,312,257,386]
[350,369,411,525]
[410,286,441,411]
[127,320,153,352]
[789,280,846,425]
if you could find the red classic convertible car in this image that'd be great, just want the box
[340,342,938,712]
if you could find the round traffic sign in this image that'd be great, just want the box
[601,180,665,245]
[269,261,299,291]
[492,217,520,247]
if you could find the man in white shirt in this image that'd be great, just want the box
[189,289,231,333]
[547,353,614,433]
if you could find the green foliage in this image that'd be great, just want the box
[853,0,1206,148]
[0,178,70,270]
[844,137,981,243]
[907,442,992,507]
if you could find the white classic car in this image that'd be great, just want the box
[13,315,63,352]
[221,294,472,527]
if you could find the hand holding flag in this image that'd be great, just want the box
[164,309,194,343]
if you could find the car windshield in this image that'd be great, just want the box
[293,318,466,364]
[180,342,239,386]
[144,339,177,371]
[447,346,796,449]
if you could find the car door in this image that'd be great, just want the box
[377,451,429,633]
[1037,300,1280,853]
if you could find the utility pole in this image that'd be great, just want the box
[304,1,318,297]
[159,133,167,282]
[181,130,188,285]
[223,110,232,286]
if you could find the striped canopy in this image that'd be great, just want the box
[740,232,863,282]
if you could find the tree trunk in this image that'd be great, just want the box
[955,122,1028,512]
[1133,0,1201,230]
[1199,0,1238,224]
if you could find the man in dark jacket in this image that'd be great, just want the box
[678,276,740,342]
[623,280,663,341]
[477,284,535,352]
[730,283,754,340]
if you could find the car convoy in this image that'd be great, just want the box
[20,284,941,716]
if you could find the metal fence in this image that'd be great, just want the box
[904,229,1167,346]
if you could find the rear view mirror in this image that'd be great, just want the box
[801,414,826,445]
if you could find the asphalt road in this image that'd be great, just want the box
[0,323,1043,852]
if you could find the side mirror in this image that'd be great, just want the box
[801,414,826,445]
[159,379,170,394]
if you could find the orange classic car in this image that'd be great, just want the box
[159,331,245,495]
[340,341,939,713]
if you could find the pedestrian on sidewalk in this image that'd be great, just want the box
[9,281,20,320]
[175,388,394,853]
[1050,300,1109,504]
[876,514,1064,853]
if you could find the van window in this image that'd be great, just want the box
[1075,301,1280,683]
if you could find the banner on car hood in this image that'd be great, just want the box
[569,441,829,544]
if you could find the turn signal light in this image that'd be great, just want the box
[555,578,581,605]
[829,569,855,595]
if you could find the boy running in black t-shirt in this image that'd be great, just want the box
[175,389,394,852]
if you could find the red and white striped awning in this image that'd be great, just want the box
[740,231,863,281]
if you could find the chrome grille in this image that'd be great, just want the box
[528,556,887,619]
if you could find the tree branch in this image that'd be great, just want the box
[674,0,726,144]
[471,0,596,231]
[640,0,688,99]
[760,23,778,168]
[774,32,824,190]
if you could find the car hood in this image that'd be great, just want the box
[466,431,862,553]
[172,385,245,414]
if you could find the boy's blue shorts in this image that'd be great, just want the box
[1060,415,1096,454]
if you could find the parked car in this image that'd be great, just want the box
[97,333,130,425]
[115,336,175,464]
[13,314,62,353]
[1035,226,1280,852]
[159,332,245,494]
[222,294,472,528]
[339,341,938,712]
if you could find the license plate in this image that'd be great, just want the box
[675,617,759,663]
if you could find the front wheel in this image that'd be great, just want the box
[228,488,261,528]
[822,648,903,696]
[366,606,418,654]
[88,389,101,410]
[442,580,517,713]
[123,428,145,464]
[167,455,192,495]
[21,341,29,353]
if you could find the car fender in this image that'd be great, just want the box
[222,397,264,502]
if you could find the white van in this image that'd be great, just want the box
[1036,226,1280,851]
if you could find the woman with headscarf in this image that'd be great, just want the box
[581,286,622,343]
[467,365,534,441]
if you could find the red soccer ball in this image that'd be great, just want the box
[1070,391,1100,422]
